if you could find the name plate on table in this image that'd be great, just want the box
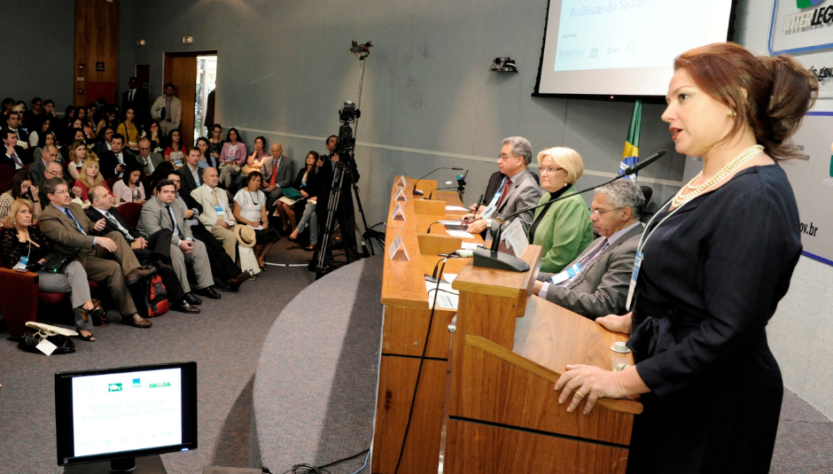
[395,188,407,202]
[396,176,407,188]
[391,203,406,222]
[503,218,528,258]
[388,234,410,261]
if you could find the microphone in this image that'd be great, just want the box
[621,150,666,176]
[412,167,464,196]
[426,221,442,233]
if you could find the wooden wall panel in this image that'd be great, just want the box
[74,0,119,106]
[164,55,198,147]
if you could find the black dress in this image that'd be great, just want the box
[627,164,801,474]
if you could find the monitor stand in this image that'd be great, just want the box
[64,455,167,474]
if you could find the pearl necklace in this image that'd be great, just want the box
[672,145,764,209]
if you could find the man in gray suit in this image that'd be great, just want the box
[464,136,542,234]
[135,138,165,176]
[262,142,295,217]
[533,179,645,320]
[138,179,220,300]
[28,144,59,188]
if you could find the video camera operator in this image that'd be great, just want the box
[316,134,360,263]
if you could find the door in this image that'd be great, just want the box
[163,54,198,148]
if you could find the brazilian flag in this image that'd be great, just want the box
[618,100,642,181]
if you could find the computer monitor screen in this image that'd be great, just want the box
[55,362,198,467]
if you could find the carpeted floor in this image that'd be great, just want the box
[0,236,831,473]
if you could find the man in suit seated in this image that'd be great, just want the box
[463,136,542,235]
[177,148,204,197]
[28,144,60,188]
[532,179,645,320]
[4,112,28,146]
[138,179,221,300]
[1,128,31,170]
[468,169,540,214]
[99,133,137,179]
[262,142,294,217]
[39,178,157,328]
[135,137,164,176]
[85,185,200,313]
[191,166,240,260]
[166,171,250,292]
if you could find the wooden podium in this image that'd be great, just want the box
[441,245,643,473]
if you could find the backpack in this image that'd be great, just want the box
[144,274,169,317]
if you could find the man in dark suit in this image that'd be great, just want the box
[38,178,157,328]
[533,179,645,320]
[177,148,204,197]
[470,170,540,214]
[464,136,542,234]
[1,128,31,170]
[122,77,150,127]
[99,133,137,179]
[86,185,200,313]
[4,112,28,146]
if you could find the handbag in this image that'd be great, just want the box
[30,251,73,274]
[282,188,303,200]
[18,329,76,355]
[90,298,110,327]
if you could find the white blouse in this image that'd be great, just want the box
[233,189,266,223]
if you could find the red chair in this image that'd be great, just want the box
[105,177,119,190]
[0,164,14,192]
[118,202,144,229]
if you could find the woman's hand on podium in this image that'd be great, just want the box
[554,365,626,415]
[596,312,632,334]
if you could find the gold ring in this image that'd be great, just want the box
[575,391,585,399]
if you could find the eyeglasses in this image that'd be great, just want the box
[591,207,624,218]
[498,154,519,161]
[540,166,565,174]
[45,170,62,176]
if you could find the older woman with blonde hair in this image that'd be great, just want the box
[527,146,593,273]
[0,199,103,341]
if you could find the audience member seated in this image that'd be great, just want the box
[61,129,87,162]
[288,151,320,251]
[1,128,31,170]
[93,126,115,158]
[532,179,645,319]
[85,185,199,313]
[1,199,102,341]
[146,121,163,153]
[151,83,182,137]
[176,148,204,196]
[135,137,164,176]
[66,139,93,181]
[32,132,59,166]
[277,150,317,235]
[95,107,119,139]
[43,100,57,123]
[165,171,250,291]
[112,163,147,205]
[5,112,28,146]
[231,136,268,193]
[77,107,95,138]
[218,128,246,188]
[527,147,593,273]
[38,162,64,204]
[192,166,240,260]
[116,108,141,150]
[0,171,43,222]
[233,171,280,270]
[195,137,219,169]
[164,129,186,168]
[138,179,221,300]
[27,116,52,149]
[39,177,156,328]
[263,142,294,224]
[462,136,542,234]
[73,158,112,205]
[208,124,225,166]
[100,133,137,180]
[29,144,59,188]
[23,98,45,132]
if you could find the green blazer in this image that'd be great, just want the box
[529,186,593,274]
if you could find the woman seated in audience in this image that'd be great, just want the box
[116,108,140,150]
[60,105,75,129]
[88,103,99,126]
[66,139,99,181]
[218,128,246,188]
[208,124,224,165]
[527,147,593,273]
[72,158,112,205]
[232,136,268,193]
[147,161,175,194]
[112,163,146,206]
[77,107,96,138]
[195,137,218,169]
[28,117,52,148]
[277,151,318,235]
[233,171,280,270]
[164,129,186,168]
[33,131,59,164]
[93,126,115,158]
[144,121,163,153]
[288,151,321,251]
[0,199,102,341]
[95,107,118,139]
[0,171,43,223]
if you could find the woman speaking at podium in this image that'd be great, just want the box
[553,43,818,473]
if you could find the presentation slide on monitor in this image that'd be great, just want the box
[71,368,182,457]
[538,0,733,96]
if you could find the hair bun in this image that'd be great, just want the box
[760,55,818,145]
